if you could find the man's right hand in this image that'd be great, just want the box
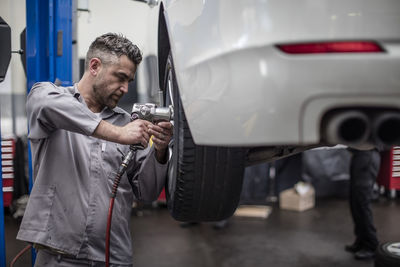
[119,119,152,147]
[92,119,152,147]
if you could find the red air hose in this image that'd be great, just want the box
[105,197,116,267]
[105,146,138,267]
[10,244,32,267]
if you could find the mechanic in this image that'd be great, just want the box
[16,33,173,266]
[345,148,380,260]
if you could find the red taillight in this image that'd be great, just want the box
[277,41,384,54]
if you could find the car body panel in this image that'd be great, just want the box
[160,0,400,146]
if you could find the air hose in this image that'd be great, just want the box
[105,144,143,267]
[105,104,172,266]
[10,244,32,267]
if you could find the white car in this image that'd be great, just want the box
[133,0,400,222]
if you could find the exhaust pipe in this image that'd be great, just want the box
[322,110,370,145]
[372,112,400,147]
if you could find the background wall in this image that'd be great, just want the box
[77,0,159,106]
[77,0,151,59]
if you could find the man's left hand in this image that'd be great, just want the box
[148,122,173,163]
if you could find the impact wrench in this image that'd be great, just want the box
[105,103,173,267]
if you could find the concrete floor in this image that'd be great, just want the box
[4,197,400,267]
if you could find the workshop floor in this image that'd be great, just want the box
[5,197,400,267]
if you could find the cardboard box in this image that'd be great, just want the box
[279,183,315,212]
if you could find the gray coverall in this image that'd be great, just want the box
[17,82,168,266]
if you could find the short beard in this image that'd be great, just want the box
[92,83,116,109]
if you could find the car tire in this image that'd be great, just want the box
[163,52,246,222]
[375,242,400,267]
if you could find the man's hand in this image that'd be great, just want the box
[148,122,173,163]
[120,119,152,147]
[93,119,152,147]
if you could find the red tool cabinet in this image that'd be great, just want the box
[377,147,400,198]
[1,138,15,207]
[158,188,166,203]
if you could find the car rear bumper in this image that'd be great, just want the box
[178,43,400,146]
[164,0,400,146]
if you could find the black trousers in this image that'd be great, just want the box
[349,149,380,251]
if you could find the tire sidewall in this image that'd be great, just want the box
[375,242,400,267]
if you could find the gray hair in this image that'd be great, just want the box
[85,33,142,69]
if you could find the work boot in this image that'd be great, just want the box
[213,219,228,230]
[354,248,375,260]
[345,241,362,253]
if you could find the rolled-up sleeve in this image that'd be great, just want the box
[128,147,168,202]
[27,82,101,139]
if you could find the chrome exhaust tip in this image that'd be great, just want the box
[322,110,370,146]
[372,112,400,147]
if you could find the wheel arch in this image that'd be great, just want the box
[157,3,171,92]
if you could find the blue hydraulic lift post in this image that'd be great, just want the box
[26,0,73,265]
[26,0,73,89]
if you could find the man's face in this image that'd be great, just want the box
[93,55,136,109]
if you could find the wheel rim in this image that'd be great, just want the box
[387,242,400,256]
[166,65,175,108]
[165,60,177,201]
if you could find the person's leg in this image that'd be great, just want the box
[34,250,52,267]
[350,150,380,259]
[346,174,362,252]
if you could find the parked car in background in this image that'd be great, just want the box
[133,0,400,222]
